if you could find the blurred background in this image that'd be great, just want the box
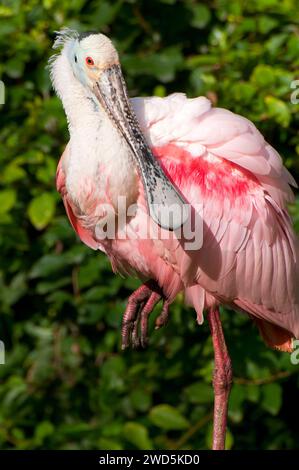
[1,0,299,450]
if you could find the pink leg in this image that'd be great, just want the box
[207,308,233,450]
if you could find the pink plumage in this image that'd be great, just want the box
[57,93,299,352]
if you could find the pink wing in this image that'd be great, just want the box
[132,94,299,350]
[56,146,99,251]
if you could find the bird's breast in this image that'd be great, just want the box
[64,117,139,226]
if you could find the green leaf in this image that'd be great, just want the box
[149,404,189,430]
[98,438,123,450]
[28,192,56,230]
[0,189,16,214]
[36,158,56,184]
[2,163,26,183]
[231,82,257,103]
[6,58,25,79]
[24,324,52,340]
[264,95,291,127]
[261,383,282,415]
[153,85,166,97]
[228,384,246,423]
[246,384,260,403]
[130,389,152,412]
[184,381,213,404]
[189,4,211,29]
[34,421,54,444]
[0,6,14,17]
[265,33,288,55]
[29,254,68,279]
[123,47,183,83]
[251,64,276,87]
[257,15,278,34]
[123,422,153,450]
[78,259,101,289]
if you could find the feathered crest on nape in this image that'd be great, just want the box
[47,28,79,72]
[52,28,79,50]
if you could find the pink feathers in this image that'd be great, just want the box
[57,93,299,351]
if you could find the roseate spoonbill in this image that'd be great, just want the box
[50,29,299,450]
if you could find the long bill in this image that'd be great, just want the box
[93,64,189,231]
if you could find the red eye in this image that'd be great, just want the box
[85,56,94,66]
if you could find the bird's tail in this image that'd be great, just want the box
[253,318,293,352]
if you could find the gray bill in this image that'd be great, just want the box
[93,64,189,231]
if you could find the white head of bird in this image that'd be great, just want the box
[50,29,189,231]
[67,33,119,89]
[50,30,121,121]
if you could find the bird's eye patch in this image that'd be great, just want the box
[74,55,77,63]
[86,57,95,66]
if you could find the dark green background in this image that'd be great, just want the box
[1,0,299,450]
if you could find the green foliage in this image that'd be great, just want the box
[149,405,189,431]
[1,0,299,450]
[28,192,57,230]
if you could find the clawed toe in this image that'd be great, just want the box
[121,281,170,350]
[155,301,170,329]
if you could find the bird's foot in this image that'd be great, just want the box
[121,280,170,350]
